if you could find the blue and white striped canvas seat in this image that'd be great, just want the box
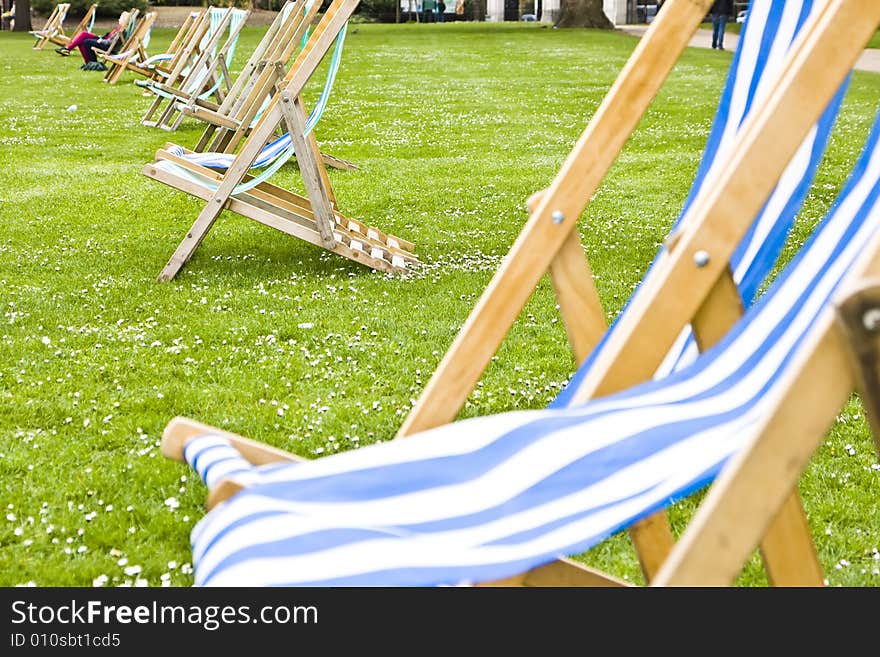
[183,109,880,586]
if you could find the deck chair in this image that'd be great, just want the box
[30,2,70,50]
[135,8,226,119]
[176,0,357,171]
[86,8,138,62]
[140,6,250,132]
[122,10,207,88]
[158,0,878,586]
[97,10,157,84]
[47,3,96,48]
[178,0,308,145]
[142,0,417,281]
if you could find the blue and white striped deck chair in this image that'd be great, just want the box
[361,0,848,583]
[142,0,417,282]
[166,103,880,588]
[141,7,250,131]
[159,0,880,587]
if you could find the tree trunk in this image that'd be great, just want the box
[12,0,32,32]
[555,0,613,28]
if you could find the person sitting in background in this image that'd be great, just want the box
[55,11,129,70]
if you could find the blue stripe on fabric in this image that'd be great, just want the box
[207,183,874,507]
[737,0,791,134]
[674,0,793,227]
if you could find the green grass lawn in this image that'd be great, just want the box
[1,21,879,587]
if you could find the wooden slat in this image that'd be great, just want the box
[278,79,337,249]
[759,492,825,586]
[691,269,824,585]
[483,558,632,587]
[549,230,607,364]
[162,417,303,464]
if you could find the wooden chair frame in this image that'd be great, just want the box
[176,0,356,171]
[141,7,251,132]
[125,10,206,88]
[96,10,157,84]
[136,9,217,122]
[179,0,310,149]
[48,3,96,48]
[160,0,880,586]
[142,0,417,282]
[30,2,70,50]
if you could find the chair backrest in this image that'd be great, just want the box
[176,0,343,160]
[556,0,850,394]
[37,2,69,33]
[99,10,152,58]
[136,9,205,77]
[156,0,352,193]
[145,6,248,100]
[95,8,138,56]
[184,6,250,99]
[151,8,213,87]
[201,0,310,127]
[66,3,96,41]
